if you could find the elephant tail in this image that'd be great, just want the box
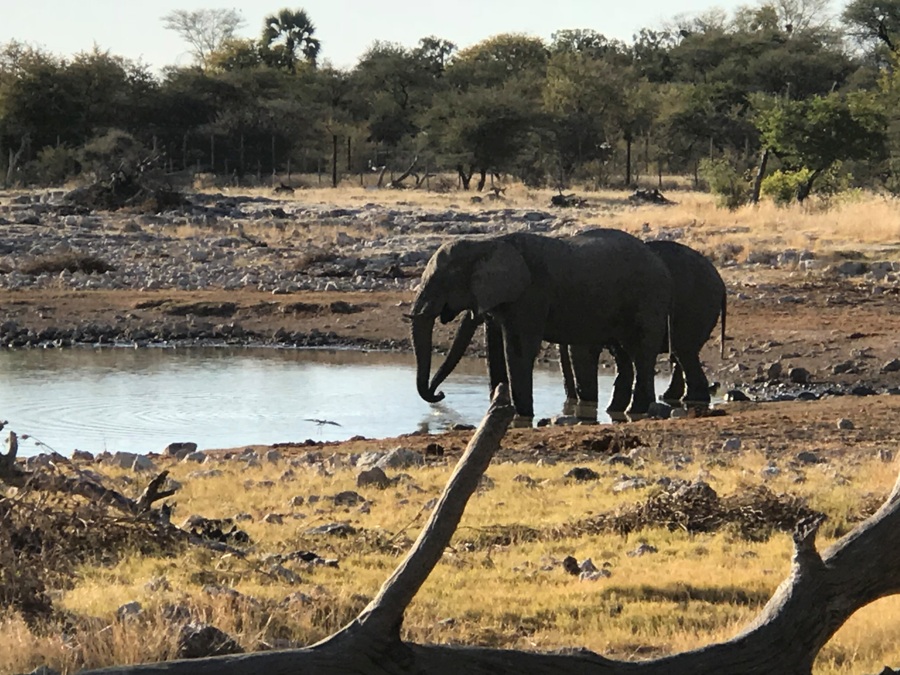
[720,290,727,359]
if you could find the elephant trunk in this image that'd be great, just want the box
[429,313,480,395]
[412,314,445,403]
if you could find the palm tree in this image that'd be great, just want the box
[261,8,321,72]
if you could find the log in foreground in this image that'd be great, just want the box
[80,385,900,675]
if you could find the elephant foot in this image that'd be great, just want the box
[562,398,578,416]
[659,395,684,407]
[573,401,598,421]
[607,410,629,423]
[626,411,649,422]
[511,415,534,429]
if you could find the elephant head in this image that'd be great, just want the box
[410,238,530,404]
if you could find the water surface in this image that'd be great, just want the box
[0,347,665,456]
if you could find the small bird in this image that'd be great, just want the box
[303,418,342,428]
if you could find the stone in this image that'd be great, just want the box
[116,601,143,620]
[765,361,783,380]
[376,447,424,470]
[108,451,139,469]
[612,477,649,493]
[795,451,824,465]
[182,451,206,463]
[646,401,672,419]
[882,358,900,373]
[837,418,855,430]
[725,389,750,402]
[626,543,658,557]
[165,442,198,459]
[176,622,244,659]
[289,495,305,507]
[788,367,811,384]
[72,449,94,462]
[562,555,580,575]
[722,437,742,452]
[263,513,284,525]
[131,455,157,472]
[564,467,599,482]
[332,490,365,507]
[357,466,390,489]
[306,522,356,536]
[265,449,282,463]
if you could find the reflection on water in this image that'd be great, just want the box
[0,347,670,456]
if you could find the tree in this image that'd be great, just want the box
[161,9,245,69]
[207,39,265,72]
[753,91,887,201]
[843,0,900,51]
[260,8,320,73]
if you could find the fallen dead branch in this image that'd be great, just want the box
[71,384,900,674]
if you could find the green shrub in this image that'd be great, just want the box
[25,146,79,186]
[699,158,747,210]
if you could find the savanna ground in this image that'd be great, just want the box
[3,182,900,674]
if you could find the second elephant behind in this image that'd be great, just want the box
[561,239,726,415]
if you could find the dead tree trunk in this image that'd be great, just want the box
[79,386,900,674]
[750,147,769,204]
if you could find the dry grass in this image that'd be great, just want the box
[2,443,897,674]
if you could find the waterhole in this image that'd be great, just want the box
[0,347,673,456]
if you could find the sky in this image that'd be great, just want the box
[1,0,843,72]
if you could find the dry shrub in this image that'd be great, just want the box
[20,252,115,276]
[0,490,182,623]
[577,481,819,541]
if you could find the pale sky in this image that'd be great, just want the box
[1,0,844,72]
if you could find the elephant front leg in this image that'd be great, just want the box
[503,329,543,421]
[559,344,577,401]
[607,344,634,417]
[486,319,508,392]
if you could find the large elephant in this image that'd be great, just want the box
[428,238,726,417]
[411,230,672,420]
[561,239,726,412]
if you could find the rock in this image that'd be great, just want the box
[832,361,858,375]
[72,449,94,462]
[580,568,612,581]
[722,437,742,452]
[176,622,244,659]
[376,447,424,470]
[357,466,390,489]
[165,442,198,459]
[725,389,750,402]
[289,495,305,507]
[131,455,157,472]
[612,477,649,493]
[263,513,284,525]
[837,418,855,430]
[795,451,824,464]
[882,359,900,373]
[564,467,599,481]
[108,451,139,469]
[761,463,781,478]
[562,555,580,575]
[332,490,365,507]
[306,522,356,536]
[626,543,658,557]
[851,385,877,396]
[182,451,206,463]
[116,601,143,620]
[788,367,811,384]
[765,361,783,380]
[265,449,282,463]
[647,401,672,419]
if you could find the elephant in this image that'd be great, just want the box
[410,229,673,421]
[427,238,726,418]
[560,239,727,413]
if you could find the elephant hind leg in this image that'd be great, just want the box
[504,330,543,419]
[661,356,686,404]
[680,351,712,404]
[607,344,634,415]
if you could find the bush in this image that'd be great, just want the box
[699,158,747,210]
[761,169,814,205]
[24,146,80,186]
[20,253,115,276]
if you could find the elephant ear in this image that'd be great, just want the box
[471,241,531,315]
